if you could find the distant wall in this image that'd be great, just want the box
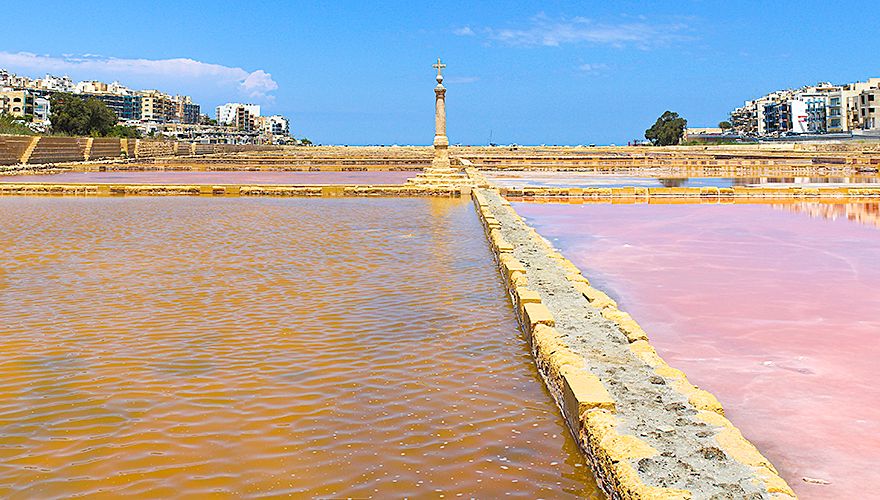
[0,136,35,165]
[0,134,280,165]
[27,137,88,165]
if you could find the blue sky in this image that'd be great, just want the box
[2,1,878,145]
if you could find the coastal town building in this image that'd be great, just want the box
[0,67,291,143]
[216,103,260,127]
[75,80,109,93]
[34,74,74,92]
[857,88,880,130]
[732,77,880,137]
[256,115,289,136]
[0,90,34,117]
[33,96,51,123]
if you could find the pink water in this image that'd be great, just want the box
[0,170,418,185]
[515,201,880,498]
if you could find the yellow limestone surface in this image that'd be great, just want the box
[601,307,649,343]
[583,410,693,500]
[696,411,796,497]
[522,302,555,331]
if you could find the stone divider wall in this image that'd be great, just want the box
[471,188,795,499]
[498,185,880,199]
[0,183,465,198]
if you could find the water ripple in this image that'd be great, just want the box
[0,197,601,498]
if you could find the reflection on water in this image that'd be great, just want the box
[515,201,880,499]
[0,197,600,498]
[485,170,880,189]
[0,170,418,185]
[774,202,880,229]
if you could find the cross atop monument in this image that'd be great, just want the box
[433,58,446,81]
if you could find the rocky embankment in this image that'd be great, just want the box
[474,188,795,499]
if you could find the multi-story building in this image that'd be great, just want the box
[730,101,758,135]
[34,74,74,92]
[236,105,256,131]
[256,115,289,136]
[175,95,200,124]
[857,88,880,130]
[0,90,34,117]
[0,70,34,90]
[732,78,880,137]
[140,90,178,123]
[216,103,260,126]
[0,67,230,130]
[762,101,791,135]
[33,96,51,123]
[81,92,142,121]
[75,80,110,94]
[804,96,827,133]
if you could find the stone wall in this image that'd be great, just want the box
[0,182,466,198]
[472,188,794,499]
[89,138,123,160]
[499,185,880,200]
[27,137,89,165]
[0,136,34,165]
[0,134,280,165]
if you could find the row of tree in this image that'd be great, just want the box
[49,94,139,138]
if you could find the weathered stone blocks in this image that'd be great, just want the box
[522,302,554,331]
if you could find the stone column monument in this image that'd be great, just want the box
[431,58,451,171]
[407,58,471,188]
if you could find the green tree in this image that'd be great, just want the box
[0,113,34,135]
[719,121,732,131]
[299,137,312,146]
[645,111,687,146]
[107,125,141,138]
[50,94,118,136]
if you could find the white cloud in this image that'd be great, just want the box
[240,69,279,99]
[0,51,279,100]
[578,63,608,74]
[453,26,475,36]
[446,76,480,84]
[478,14,689,49]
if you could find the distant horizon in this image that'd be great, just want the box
[3,0,878,144]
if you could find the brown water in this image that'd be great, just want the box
[0,197,600,498]
[0,170,418,185]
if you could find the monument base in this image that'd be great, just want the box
[406,155,472,187]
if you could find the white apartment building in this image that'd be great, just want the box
[34,74,74,92]
[75,80,109,94]
[33,97,51,123]
[257,115,289,136]
[857,88,880,130]
[107,81,134,95]
[216,103,260,125]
